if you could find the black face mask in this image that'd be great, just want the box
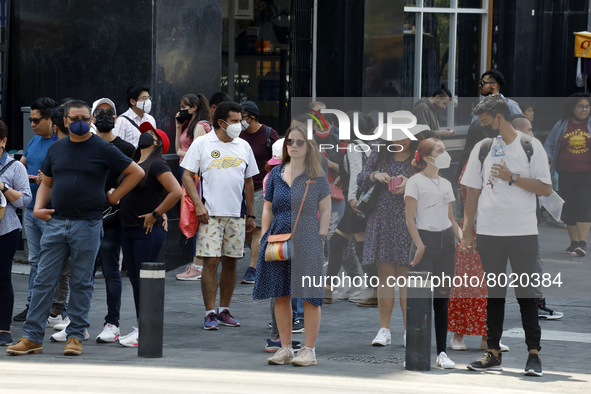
[481,122,500,138]
[95,114,115,133]
[176,109,192,123]
[138,133,155,150]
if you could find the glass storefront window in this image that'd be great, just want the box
[422,13,450,97]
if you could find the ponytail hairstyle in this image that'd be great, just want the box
[411,137,439,173]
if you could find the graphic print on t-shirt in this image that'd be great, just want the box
[207,155,245,169]
[563,128,590,154]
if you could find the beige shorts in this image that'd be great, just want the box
[196,216,245,258]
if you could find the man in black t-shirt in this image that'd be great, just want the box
[91,98,136,344]
[7,100,144,357]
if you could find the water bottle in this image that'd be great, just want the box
[490,135,505,183]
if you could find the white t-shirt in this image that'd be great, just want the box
[405,173,455,231]
[181,130,259,217]
[461,133,551,236]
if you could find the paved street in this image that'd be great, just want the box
[1,222,590,393]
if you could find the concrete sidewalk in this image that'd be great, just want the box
[2,223,590,393]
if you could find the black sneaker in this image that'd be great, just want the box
[565,241,578,256]
[292,319,305,333]
[13,306,29,322]
[575,241,587,257]
[524,353,543,377]
[467,351,503,371]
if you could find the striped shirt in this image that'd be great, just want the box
[0,152,32,236]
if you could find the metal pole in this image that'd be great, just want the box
[405,271,432,371]
[138,262,166,358]
[228,0,236,100]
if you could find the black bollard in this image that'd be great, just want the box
[138,262,165,358]
[405,271,432,371]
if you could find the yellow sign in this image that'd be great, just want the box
[575,31,591,58]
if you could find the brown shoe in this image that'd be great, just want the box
[356,288,378,307]
[324,286,333,304]
[6,337,43,355]
[64,337,82,356]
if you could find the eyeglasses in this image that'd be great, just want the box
[66,116,92,123]
[94,109,116,117]
[576,105,591,111]
[286,138,306,147]
[29,117,46,125]
[478,80,494,87]
[137,96,152,102]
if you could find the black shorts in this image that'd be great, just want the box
[336,203,368,235]
[558,170,591,225]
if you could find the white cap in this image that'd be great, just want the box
[267,138,285,165]
[91,98,117,116]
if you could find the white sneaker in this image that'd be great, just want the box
[436,351,455,369]
[349,287,372,303]
[480,338,510,352]
[96,323,120,343]
[119,327,139,347]
[53,316,70,331]
[50,327,89,342]
[371,328,391,346]
[450,335,467,351]
[292,347,317,366]
[46,315,63,328]
[119,326,138,341]
[267,347,295,365]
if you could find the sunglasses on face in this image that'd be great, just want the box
[66,116,92,123]
[29,117,46,125]
[478,80,494,87]
[286,138,306,147]
[94,109,116,117]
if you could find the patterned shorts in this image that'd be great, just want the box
[196,216,245,258]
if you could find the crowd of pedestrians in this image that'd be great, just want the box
[0,73,574,376]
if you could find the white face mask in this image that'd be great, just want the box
[224,122,242,139]
[430,151,451,169]
[241,120,249,130]
[136,98,152,114]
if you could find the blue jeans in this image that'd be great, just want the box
[292,298,304,321]
[23,208,47,304]
[120,226,166,320]
[24,218,103,343]
[97,227,122,327]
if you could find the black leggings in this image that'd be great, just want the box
[416,228,455,354]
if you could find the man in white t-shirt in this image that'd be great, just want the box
[112,84,156,147]
[461,96,552,377]
[181,101,259,330]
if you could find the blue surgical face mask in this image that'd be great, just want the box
[69,120,91,135]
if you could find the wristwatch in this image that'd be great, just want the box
[151,210,160,219]
[247,215,256,220]
[509,173,520,186]
[1,183,8,193]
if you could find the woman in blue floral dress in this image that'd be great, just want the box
[253,126,331,367]
[357,128,423,347]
